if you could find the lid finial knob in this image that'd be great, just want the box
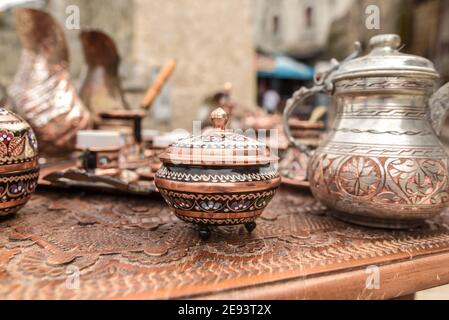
[369,34,401,51]
[210,107,229,130]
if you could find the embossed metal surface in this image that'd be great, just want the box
[332,34,439,81]
[155,108,280,236]
[0,108,39,216]
[283,34,449,228]
[1,187,449,299]
[309,76,449,228]
[8,8,91,155]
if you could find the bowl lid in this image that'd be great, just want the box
[332,34,439,81]
[159,108,277,166]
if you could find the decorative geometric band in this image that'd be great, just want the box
[335,77,434,92]
[0,169,39,183]
[156,165,279,183]
[159,188,277,215]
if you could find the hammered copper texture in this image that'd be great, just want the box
[8,8,91,155]
[1,187,449,299]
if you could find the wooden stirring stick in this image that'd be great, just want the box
[140,59,177,110]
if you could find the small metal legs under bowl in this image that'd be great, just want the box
[330,211,425,230]
[197,222,258,240]
[199,226,211,240]
[245,222,257,233]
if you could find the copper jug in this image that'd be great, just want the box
[9,8,91,156]
[283,34,449,229]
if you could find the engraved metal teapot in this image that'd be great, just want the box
[283,34,449,229]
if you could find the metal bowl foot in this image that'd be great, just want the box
[199,226,211,240]
[245,222,257,233]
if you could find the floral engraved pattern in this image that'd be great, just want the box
[0,168,39,215]
[0,108,39,216]
[309,153,339,194]
[200,200,222,211]
[8,136,26,157]
[339,157,381,197]
[0,130,26,158]
[386,159,448,205]
[27,130,38,152]
[0,130,14,144]
[310,152,449,210]
[158,188,278,225]
[173,198,194,210]
[229,200,251,211]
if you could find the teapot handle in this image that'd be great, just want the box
[282,85,327,156]
[429,82,449,136]
[282,42,362,155]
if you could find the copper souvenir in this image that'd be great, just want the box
[279,118,325,188]
[98,110,145,147]
[42,167,156,196]
[279,147,309,187]
[0,107,39,216]
[283,34,449,229]
[288,118,324,147]
[78,147,120,171]
[155,108,281,239]
[8,8,91,156]
[79,30,129,118]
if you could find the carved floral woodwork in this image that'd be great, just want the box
[1,187,449,299]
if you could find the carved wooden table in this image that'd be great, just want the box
[1,186,449,300]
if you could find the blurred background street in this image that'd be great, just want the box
[2,0,448,130]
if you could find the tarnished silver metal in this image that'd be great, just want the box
[283,34,449,229]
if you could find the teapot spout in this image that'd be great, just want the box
[429,82,449,136]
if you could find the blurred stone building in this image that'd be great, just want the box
[252,0,354,57]
[251,0,449,83]
[326,0,449,82]
[1,0,449,130]
[0,0,256,130]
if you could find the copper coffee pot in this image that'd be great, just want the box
[8,8,91,156]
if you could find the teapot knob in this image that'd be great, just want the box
[210,107,229,130]
[369,34,401,51]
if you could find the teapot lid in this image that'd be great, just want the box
[332,34,439,81]
[159,108,277,166]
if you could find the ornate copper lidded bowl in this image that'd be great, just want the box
[0,108,39,216]
[155,108,281,239]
